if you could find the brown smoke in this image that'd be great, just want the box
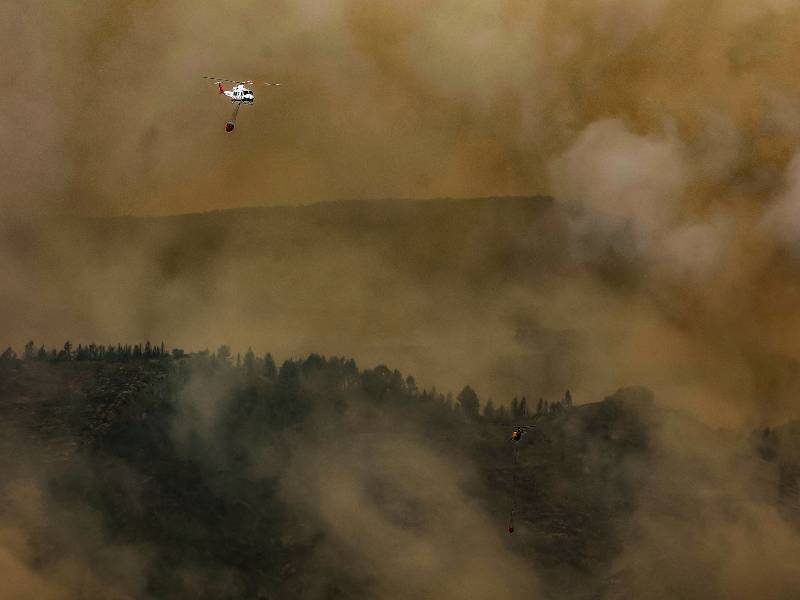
[276,418,540,599]
[0,472,150,600]
[4,3,800,433]
[607,407,800,599]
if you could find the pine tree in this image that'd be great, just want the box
[217,345,231,365]
[483,398,496,421]
[244,347,256,374]
[496,405,508,422]
[263,353,277,381]
[23,341,35,360]
[443,391,453,412]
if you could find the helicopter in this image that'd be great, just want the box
[202,76,281,132]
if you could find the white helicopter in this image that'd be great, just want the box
[202,76,281,132]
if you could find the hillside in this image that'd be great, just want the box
[0,197,589,404]
[1,354,798,599]
[7,194,794,430]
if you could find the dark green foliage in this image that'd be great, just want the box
[457,385,480,419]
[5,353,799,600]
[511,397,520,419]
[263,352,277,381]
[0,337,715,600]
[496,404,509,422]
[216,344,232,364]
[275,359,305,426]
[360,364,406,404]
[483,398,496,421]
[243,347,255,374]
[25,341,173,363]
[405,375,418,396]
[756,427,780,461]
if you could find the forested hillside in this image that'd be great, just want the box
[1,346,798,599]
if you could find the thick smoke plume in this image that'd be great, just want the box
[4,0,800,424]
[278,427,540,599]
[4,4,800,595]
[4,0,799,216]
[3,1,800,427]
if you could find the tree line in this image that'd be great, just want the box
[1,340,575,420]
[1,340,170,362]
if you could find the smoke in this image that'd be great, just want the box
[549,117,688,256]
[608,408,800,600]
[277,423,540,599]
[4,2,800,434]
[762,151,800,255]
[3,0,794,216]
[2,349,800,598]
[0,471,151,600]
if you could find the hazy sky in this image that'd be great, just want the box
[4,6,800,597]
[5,0,800,426]
[5,0,798,217]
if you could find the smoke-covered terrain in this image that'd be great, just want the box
[1,350,798,599]
[5,0,800,596]
[4,195,800,427]
[2,196,800,597]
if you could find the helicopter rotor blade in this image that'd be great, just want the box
[203,76,282,86]
[202,75,246,85]
[244,79,282,87]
